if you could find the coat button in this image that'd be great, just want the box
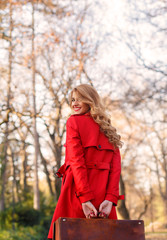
[98,145,101,148]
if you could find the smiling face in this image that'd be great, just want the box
[71,91,90,115]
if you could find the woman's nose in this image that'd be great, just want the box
[74,102,79,106]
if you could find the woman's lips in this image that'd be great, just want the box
[74,107,81,111]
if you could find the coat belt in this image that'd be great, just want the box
[55,163,124,201]
[55,162,110,178]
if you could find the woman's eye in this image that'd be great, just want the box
[71,98,82,103]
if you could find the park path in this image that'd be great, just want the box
[145,233,167,240]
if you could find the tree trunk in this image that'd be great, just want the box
[38,143,54,196]
[11,150,16,230]
[117,174,130,219]
[32,1,40,210]
[20,143,28,192]
[0,0,13,211]
[164,173,167,227]
[54,145,62,200]
[10,150,19,203]
[0,140,7,211]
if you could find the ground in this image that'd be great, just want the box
[145,232,167,240]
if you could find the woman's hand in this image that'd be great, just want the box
[98,200,113,218]
[82,201,98,218]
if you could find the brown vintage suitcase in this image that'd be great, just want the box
[53,217,145,240]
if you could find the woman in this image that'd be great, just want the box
[48,84,123,239]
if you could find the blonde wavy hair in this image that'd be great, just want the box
[69,84,123,149]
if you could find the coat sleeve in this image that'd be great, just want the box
[105,148,121,206]
[66,117,94,203]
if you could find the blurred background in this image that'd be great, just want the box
[0,0,167,239]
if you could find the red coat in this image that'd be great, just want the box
[48,112,123,239]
